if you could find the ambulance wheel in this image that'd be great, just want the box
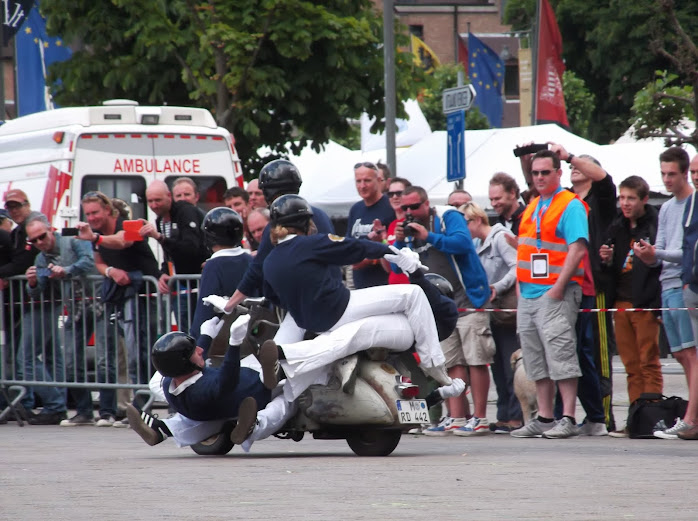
[191,424,235,456]
[346,429,401,457]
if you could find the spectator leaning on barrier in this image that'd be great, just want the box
[462,201,523,433]
[511,149,588,439]
[348,162,396,289]
[393,186,492,437]
[139,180,207,334]
[600,176,663,433]
[246,178,267,210]
[78,191,161,419]
[489,172,525,235]
[19,215,97,425]
[447,189,472,208]
[634,147,697,440]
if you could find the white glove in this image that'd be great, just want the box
[200,316,225,338]
[437,378,466,399]
[229,314,251,346]
[202,295,231,314]
[383,246,427,275]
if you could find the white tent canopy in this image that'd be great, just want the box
[291,124,697,219]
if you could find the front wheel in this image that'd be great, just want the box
[190,424,234,456]
[346,429,402,457]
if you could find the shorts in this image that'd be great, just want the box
[441,312,495,368]
[517,285,582,381]
[662,287,695,353]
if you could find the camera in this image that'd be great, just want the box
[61,227,79,236]
[402,214,417,237]
[513,143,548,157]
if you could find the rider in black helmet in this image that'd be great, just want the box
[201,206,244,251]
[258,159,302,203]
[189,207,254,342]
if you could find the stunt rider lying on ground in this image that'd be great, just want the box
[127,197,464,449]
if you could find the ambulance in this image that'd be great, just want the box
[0,100,244,227]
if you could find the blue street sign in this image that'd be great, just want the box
[447,110,465,182]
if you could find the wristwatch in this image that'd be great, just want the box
[565,153,575,164]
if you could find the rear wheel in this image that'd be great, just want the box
[346,429,402,457]
[190,424,235,456]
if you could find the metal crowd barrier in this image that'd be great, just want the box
[0,274,166,421]
[163,274,202,333]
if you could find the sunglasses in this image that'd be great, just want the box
[4,202,24,210]
[387,190,403,198]
[401,202,423,212]
[354,162,378,171]
[27,232,48,244]
[531,169,553,177]
[81,191,111,204]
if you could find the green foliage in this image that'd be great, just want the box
[40,0,419,177]
[630,70,695,145]
[417,63,490,131]
[562,70,595,139]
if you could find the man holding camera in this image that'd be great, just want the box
[393,186,492,436]
[19,214,97,424]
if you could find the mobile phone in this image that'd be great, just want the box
[513,143,548,157]
[36,267,52,278]
[61,228,79,236]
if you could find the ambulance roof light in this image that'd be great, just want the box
[102,99,139,107]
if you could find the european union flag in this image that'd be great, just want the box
[15,4,71,116]
[468,33,504,128]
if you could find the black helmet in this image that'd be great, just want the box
[270,194,313,231]
[151,332,201,378]
[424,273,454,299]
[258,159,302,202]
[202,207,244,250]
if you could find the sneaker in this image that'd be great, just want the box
[578,420,608,436]
[230,397,258,445]
[95,414,117,427]
[454,417,490,437]
[407,424,431,435]
[510,419,554,438]
[423,417,466,436]
[27,411,67,425]
[654,418,690,439]
[258,339,280,390]
[608,427,629,438]
[60,413,95,427]
[677,424,698,440]
[543,417,580,439]
[126,404,169,446]
[113,417,130,429]
[489,422,517,434]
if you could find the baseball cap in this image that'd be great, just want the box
[4,189,29,205]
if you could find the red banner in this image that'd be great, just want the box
[535,0,569,127]
[458,34,468,75]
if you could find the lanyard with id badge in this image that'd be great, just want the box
[530,195,555,279]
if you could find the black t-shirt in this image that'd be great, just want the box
[97,218,160,278]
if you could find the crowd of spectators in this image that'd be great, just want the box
[4,143,698,443]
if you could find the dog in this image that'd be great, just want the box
[511,349,538,424]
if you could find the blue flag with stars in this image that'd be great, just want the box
[468,33,504,128]
[15,3,71,116]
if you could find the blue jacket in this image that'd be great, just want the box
[394,206,489,308]
[682,192,698,292]
[163,343,271,422]
[237,205,334,297]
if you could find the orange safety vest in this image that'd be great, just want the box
[516,189,588,287]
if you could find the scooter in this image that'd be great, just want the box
[190,299,432,457]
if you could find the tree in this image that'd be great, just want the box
[504,0,698,144]
[417,63,490,131]
[562,70,595,139]
[41,0,419,176]
[630,1,698,148]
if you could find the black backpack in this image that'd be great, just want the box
[626,393,688,439]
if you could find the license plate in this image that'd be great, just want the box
[396,399,429,424]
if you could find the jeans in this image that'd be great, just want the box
[490,322,522,423]
[122,296,158,386]
[17,304,66,413]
